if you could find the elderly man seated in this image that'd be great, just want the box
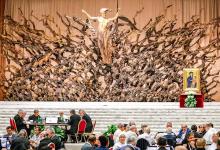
[10,129,30,150]
[125,125,137,139]
[176,124,191,144]
[138,126,155,145]
[120,136,139,150]
[46,127,62,150]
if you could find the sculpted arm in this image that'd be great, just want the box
[108,10,120,22]
[82,9,98,21]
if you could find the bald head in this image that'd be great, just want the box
[175,146,187,150]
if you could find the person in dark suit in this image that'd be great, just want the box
[13,109,27,132]
[37,137,53,150]
[10,129,30,150]
[3,126,17,144]
[68,109,81,134]
[46,127,61,150]
[79,109,93,133]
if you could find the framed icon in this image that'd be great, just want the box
[183,68,201,92]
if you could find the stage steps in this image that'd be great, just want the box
[0,101,220,136]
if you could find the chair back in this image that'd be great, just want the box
[77,119,87,134]
[9,118,17,133]
[91,120,96,133]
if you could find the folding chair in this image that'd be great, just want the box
[9,118,17,133]
[83,120,96,141]
[73,119,87,143]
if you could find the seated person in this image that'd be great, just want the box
[163,127,176,147]
[28,109,42,123]
[3,126,17,143]
[196,138,206,150]
[95,135,109,150]
[113,123,125,143]
[175,146,187,150]
[10,129,30,150]
[113,133,126,150]
[157,137,167,150]
[198,124,206,137]
[79,109,93,133]
[138,126,155,145]
[191,124,202,138]
[176,124,191,144]
[136,138,149,150]
[46,127,62,150]
[138,124,148,135]
[81,135,97,150]
[57,111,68,123]
[217,138,220,150]
[37,137,53,150]
[125,125,138,139]
[183,133,196,150]
[120,136,139,150]
[28,109,43,135]
[29,126,42,149]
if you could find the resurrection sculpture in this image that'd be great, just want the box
[0,8,220,102]
[82,8,119,64]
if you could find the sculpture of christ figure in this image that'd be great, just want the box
[82,8,119,64]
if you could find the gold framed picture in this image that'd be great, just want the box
[183,68,201,92]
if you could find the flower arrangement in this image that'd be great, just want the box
[185,92,197,107]
[103,124,117,136]
[103,124,117,147]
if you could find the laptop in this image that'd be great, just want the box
[45,117,58,124]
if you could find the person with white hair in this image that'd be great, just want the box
[82,7,120,64]
[13,109,27,132]
[138,127,155,145]
[113,133,127,150]
[125,125,138,139]
[79,109,93,133]
[46,127,61,150]
[163,127,176,147]
[120,136,139,150]
[10,129,30,150]
[203,123,217,144]
[113,123,125,143]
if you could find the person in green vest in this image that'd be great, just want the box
[28,109,43,134]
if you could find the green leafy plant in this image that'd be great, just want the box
[53,126,65,139]
[103,124,117,136]
[185,93,197,107]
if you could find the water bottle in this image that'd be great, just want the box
[6,138,11,150]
